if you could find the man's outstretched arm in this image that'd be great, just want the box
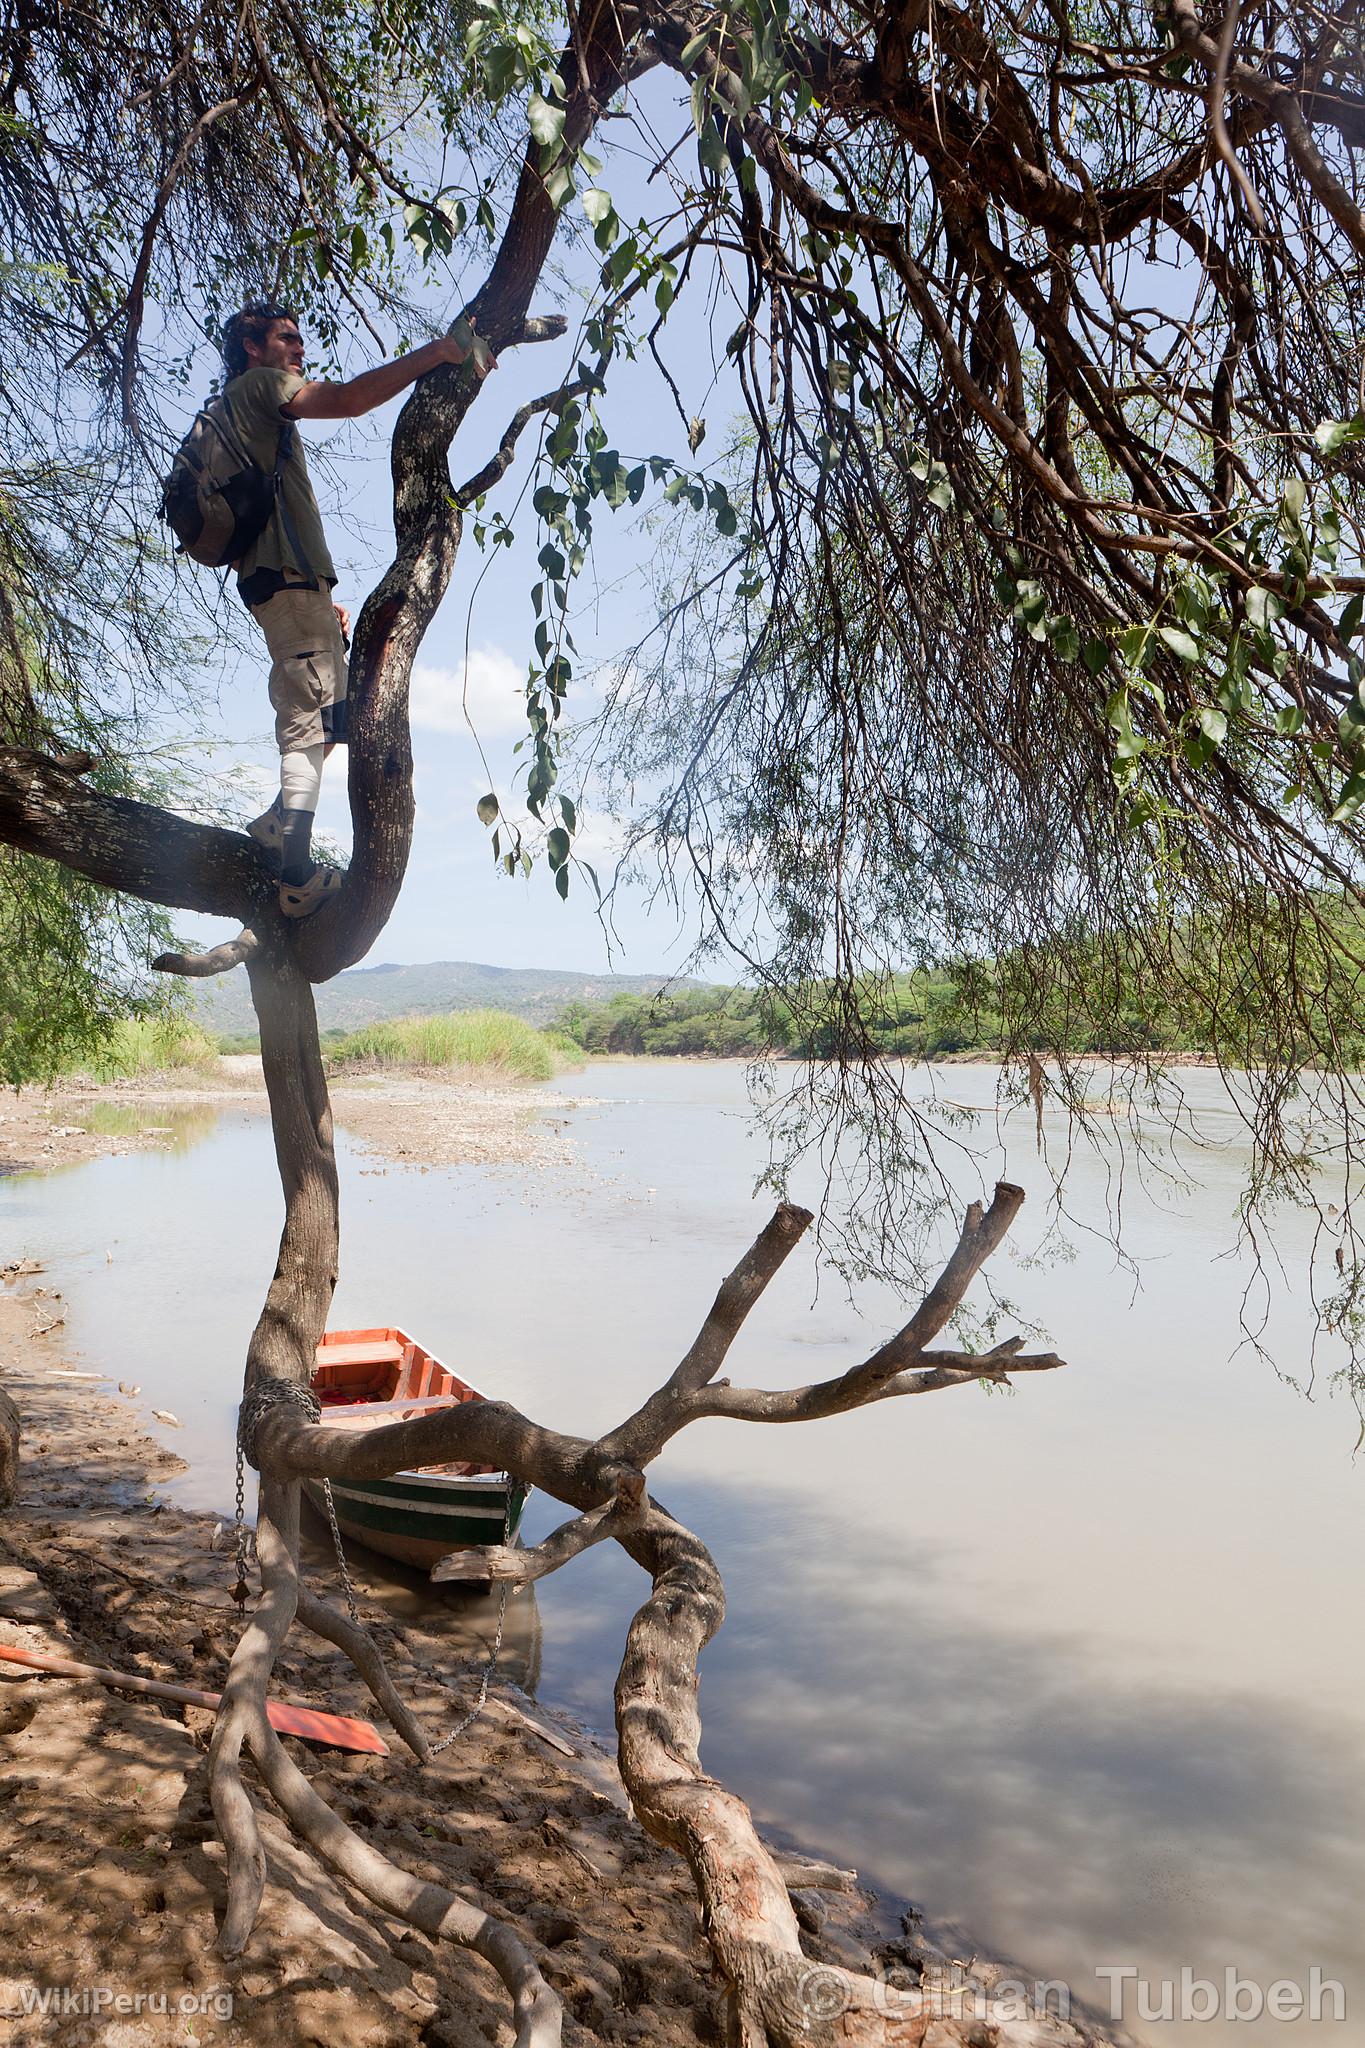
[286,326,494,421]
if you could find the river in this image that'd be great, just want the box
[5,1059,1363,2043]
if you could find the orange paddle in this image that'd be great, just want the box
[0,1640,389,1754]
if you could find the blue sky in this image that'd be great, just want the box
[176,78,751,977]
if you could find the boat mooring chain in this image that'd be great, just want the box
[232,1377,514,1755]
[429,1482,514,1758]
[233,1379,322,1608]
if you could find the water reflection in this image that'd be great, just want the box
[52,1097,227,1151]
[8,1063,1365,2045]
[529,1473,1365,2047]
[298,1491,543,1692]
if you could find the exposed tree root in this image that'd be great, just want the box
[293,1582,430,1759]
[213,935,1073,2043]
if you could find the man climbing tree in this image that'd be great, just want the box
[212,302,495,916]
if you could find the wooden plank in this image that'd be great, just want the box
[314,1340,405,1370]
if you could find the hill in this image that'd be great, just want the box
[192,958,704,1040]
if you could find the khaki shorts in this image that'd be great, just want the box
[251,583,349,752]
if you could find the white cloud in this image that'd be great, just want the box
[412,645,527,738]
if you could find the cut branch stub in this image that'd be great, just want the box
[153,928,260,979]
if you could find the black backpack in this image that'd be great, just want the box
[160,390,296,569]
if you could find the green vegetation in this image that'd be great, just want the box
[554,988,776,1058]
[71,1015,222,1083]
[324,1008,561,1081]
[554,919,1365,1066]
[552,976,1030,1061]
[0,851,187,1087]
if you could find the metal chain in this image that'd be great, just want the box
[320,1472,362,1626]
[232,1375,514,1757]
[232,1379,322,1609]
[429,1481,514,1757]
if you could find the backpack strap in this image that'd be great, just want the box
[270,417,316,582]
[220,385,318,584]
[212,389,256,472]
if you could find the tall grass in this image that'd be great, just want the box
[325,1008,558,1081]
[76,1014,223,1082]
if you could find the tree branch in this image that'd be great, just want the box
[605,1202,812,1461]
[431,1482,648,1588]
[293,1584,430,1759]
[509,314,570,346]
[153,928,260,978]
[455,372,599,507]
[0,748,267,918]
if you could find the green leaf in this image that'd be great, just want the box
[1047,615,1081,662]
[1196,706,1227,747]
[1082,636,1111,676]
[1118,623,1150,670]
[555,863,570,900]
[690,73,708,133]
[404,207,433,260]
[1340,593,1365,641]
[1281,476,1307,528]
[698,122,728,177]
[581,188,613,226]
[544,163,574,211]
[1275,704,1305,736]
[1339,696,1365,755]
[680,28,711,65]
[1158,624,1199,663]
[528,92,565,148]
[546,826,571,868]
[1246,585,1282,631]
[1332,767,1365,823]
[476,792,499,826]
[559,794,577,831]
[1314,417,1365,457]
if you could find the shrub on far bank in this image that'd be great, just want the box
[324,1008,558,1082]
[74,1015,222,1082]
[214,1032,262,1057]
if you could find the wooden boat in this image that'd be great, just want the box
[304,1326,529,1572]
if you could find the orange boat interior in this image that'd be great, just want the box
[312,1328,496,1478]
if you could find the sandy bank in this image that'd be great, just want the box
[1,1080,1112,2047]
[2,1061,593,1181]
[3,1268,1076,2048]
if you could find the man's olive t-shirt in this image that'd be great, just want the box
[222,366,336,600]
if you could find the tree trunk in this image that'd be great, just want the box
[0,1387,18,1511]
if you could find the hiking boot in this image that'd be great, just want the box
[278,865,342,918]
[246,795,285,863]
